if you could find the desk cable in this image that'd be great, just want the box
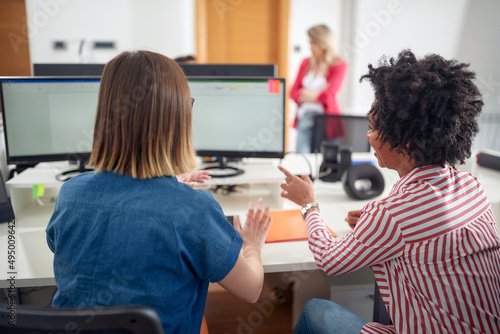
[279,152,316,181]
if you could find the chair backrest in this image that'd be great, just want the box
[311,115,371,153]
[0,171,15,223]
[0,304,164,334]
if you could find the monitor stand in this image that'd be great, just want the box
[55,160,93,182]
[10,163,37,180]
[202,156,244,178]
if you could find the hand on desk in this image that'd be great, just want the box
[278,166,316,207]
[177,170,211,187]
[345,210,361,229]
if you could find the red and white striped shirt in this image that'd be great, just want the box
[306,165,500,333]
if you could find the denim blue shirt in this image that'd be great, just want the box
[46,171,242,333]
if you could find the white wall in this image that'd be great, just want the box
[25,0,500,151]
[348,0,500,114]
[346,0,500,151]
[26,0,195,64]
[349,0,470,114]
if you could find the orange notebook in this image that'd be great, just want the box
[265,209,334,243]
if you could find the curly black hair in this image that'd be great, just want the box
[360,49,483,167]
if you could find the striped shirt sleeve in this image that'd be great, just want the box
[305,204,405,276]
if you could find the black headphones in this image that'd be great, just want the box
[341,163,385,200]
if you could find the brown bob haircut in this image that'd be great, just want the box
[89,50,198,179]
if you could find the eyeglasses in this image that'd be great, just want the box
[191,97,195,108]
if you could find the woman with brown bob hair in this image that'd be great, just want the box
[90,50,197,179]
[46,50,272,333]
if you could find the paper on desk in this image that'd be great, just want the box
[265,209,334,243]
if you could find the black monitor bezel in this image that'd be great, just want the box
[179,63,277,77]
[33,63,105,76]
[187,76,286,160]
[0,76,101,168]
[32,63,277,78]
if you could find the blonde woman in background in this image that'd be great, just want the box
[291,24,348,153]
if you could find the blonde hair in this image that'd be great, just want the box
[89,50,198,179]
[307,24,339,74]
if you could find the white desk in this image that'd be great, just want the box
[0,154,394,287]
[1,153,499,322]
[3,153,500,284]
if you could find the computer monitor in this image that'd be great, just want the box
[0,76,100,178]
[0,76,286,180]
[188,76,286,177]
[179,64,277,77]
[33,63,105,76]
[311,115,371,153]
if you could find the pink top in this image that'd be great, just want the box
[305,165,500,333]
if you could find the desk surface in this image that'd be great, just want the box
[1,153,499,288]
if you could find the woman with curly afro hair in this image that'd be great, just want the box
[279,50,500,333]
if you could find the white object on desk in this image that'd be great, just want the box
[196,158,286,215]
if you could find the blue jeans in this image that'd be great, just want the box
[296,113,317,154]
[293,299,367,334]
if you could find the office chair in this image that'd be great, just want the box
[201,315,209,334]
[311,114,371,154]
[0,304,164,334]
[372,284,392,325]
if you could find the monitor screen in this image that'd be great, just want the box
[188,77,286,162]
[311,115,371,153]
[0,76,100,169]
[179,64,276,77]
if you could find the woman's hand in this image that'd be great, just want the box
[233,198,272,251]
[219,198,272,303]
[278,166,317,207]
[299,88,321,103]
[345,210,361,229]
[177,170,211,187]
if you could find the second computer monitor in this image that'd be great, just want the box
[188,76,286,175]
